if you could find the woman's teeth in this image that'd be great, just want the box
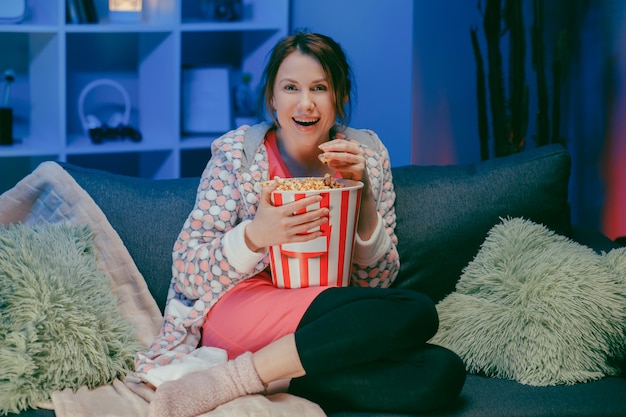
[294,118,319,127]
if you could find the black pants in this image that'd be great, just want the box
[288,287,466,414]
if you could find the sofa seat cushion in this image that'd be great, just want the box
[14,376,626,417]
[391,144,572,302]
[431,217,626,386]
[58,145,572,310]
[326,375,626,417]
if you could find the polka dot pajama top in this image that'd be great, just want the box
[134,122,400,381]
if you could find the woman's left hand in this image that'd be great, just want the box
[317,133,369,184]
[318,134,378,240]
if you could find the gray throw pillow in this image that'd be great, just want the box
[0,223,142,414]
[430,217,626,386]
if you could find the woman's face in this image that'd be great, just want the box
[272,50,337,146]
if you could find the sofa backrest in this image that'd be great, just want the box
[61,143,572,310]
[391,144,572,302]
[60,163,199,312]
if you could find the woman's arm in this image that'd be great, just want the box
[171,136,267,301]
[318,130,400,288]
[350,141,400,288]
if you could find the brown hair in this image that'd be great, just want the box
[259,30,354,127]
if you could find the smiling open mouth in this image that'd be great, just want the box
[294,118,320,127]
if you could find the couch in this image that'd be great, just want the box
[4,143,626,417]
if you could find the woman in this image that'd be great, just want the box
[141,31,466,417]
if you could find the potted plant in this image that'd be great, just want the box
[471,0,567,160]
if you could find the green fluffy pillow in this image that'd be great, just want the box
[0,223,143,414]
[430,217,626,386]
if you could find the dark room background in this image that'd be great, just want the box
[292,0,626,241]
[1,0,624,241]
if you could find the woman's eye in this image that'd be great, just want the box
[284,84,297,91]
[313,85,327,91]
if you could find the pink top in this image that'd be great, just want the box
[201,130,328,358]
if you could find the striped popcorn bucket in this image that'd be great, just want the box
[269,179,363,288]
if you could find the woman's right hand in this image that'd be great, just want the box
[244,183,330,252]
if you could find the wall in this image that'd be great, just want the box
[411,1,482,165]
[292,0,626,239]
[290,0,491,167]
[290,0,414,167]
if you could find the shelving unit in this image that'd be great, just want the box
[0,0,288,190]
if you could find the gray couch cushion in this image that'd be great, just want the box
[391,144,572,303]
[327,374,626,417]
[60,144,571,310]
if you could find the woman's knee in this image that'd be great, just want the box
[387,289,439,342]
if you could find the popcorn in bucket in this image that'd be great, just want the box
[265,176,363,288]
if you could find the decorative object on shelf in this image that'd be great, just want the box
[78,78,142,145]
[199,0,243,21]
[0,69,15,146]
[234,72,256,117]
[108,0,142,23]
[233,72,259,126]
[182,67,233,134]
[67,0,98,24]
[214,0,242,21]
[0,0,25,24]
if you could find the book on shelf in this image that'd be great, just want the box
[66,0,98,24]
[83,0,98,23]
[66,0,82,23]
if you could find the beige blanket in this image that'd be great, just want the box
[0,161,326,417]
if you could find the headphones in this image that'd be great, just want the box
[78,78,142,144]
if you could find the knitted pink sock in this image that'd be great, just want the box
[148,352,266,417]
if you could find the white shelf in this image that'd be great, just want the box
[0,0,288,183]
[66,134,173,153]
[64,23,178,32]
[180,134,221,149]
